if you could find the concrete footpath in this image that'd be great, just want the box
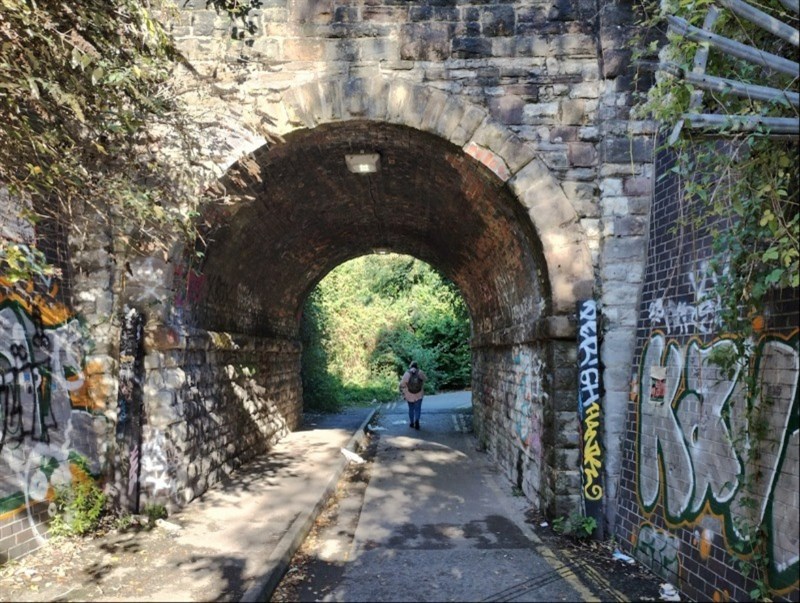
[1,399,665,602]
[0,406,377,603]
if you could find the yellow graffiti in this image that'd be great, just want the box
[66,359,109,412]
[0,278,71,326]
[1,278,103,411]
[695,528,714,560]
[583,401,603,500]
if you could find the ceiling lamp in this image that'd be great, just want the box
[345,153,380,174]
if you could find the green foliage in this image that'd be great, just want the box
[0,0,264,281]
[732,518,772,602]
[143,502,168,525]
[48,477,107,537]
[631,3,798,597]
[114,513,135,531]
[552,512,597,540]
[631,0,798,334]
[300,254,471,411]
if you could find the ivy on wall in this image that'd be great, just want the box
[632,0,798,599]
[0,0,263,283]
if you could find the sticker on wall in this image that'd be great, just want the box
[650,366,666,405]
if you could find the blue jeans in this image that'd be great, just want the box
[407,399,422,424]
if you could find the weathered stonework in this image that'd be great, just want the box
[133,328,302,511]
[1,0,659,568]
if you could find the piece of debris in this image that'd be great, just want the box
[155,518,183,532]
[368,426,386,431]
[659,582,680,601]
[341,448,366,464]
[613,549,636,564]
[540,521,549,528]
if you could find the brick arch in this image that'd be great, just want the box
[209,75,594,315]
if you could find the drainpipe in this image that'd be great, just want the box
[115,305,145,513]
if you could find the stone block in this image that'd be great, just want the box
[449,104,487,147]
[546,315,577,339]
[567,142,597,167]
[482,5,515,37]
[488,94,525,125]
[559,98,586,125]
[419,88,449,134]
[549,126,578,143]
[550,34,596,57]
[613,215,647,237]
[623,176,652,197]
[400,23,451,61]
[452,37,492,58]
[523,102,559,119]
[601,137,654,163]
[602,48,631,78]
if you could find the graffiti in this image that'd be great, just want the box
[132,257,166,303]
[128,444,140,497]
[0,283,106,547]
[647,260,722,335]
[173,259,206,309]
[634,523,681,580]
[577,300,603,508]
[141,428,180,503]
[636,331,799,589]
[1,297,94,453]
[113,306,145,511]
[511,346,547,458]
[1,306,57,451]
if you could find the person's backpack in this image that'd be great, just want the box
[407,370,423,394]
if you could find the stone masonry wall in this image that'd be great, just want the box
[168,0,654,532]
[472,341,553,509]
[2,0,656,563]
[614,141,800,601]
[132,327,302,510]
[0,202,303,562]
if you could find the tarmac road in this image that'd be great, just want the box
[288,391,602,603]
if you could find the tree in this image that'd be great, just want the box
[300,254,471,410]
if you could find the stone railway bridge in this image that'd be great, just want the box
[2,1,798,601]
[151,0,650,526]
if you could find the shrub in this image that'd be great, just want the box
[49,477,107,537]
[552,512,597,540]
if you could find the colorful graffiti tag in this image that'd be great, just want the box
[512,346,547,459]
[578,300,603,523]
[0,279,107,542]
[636,331,799,591]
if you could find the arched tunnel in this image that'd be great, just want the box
[151,119,579,513]
[194,121,550,343]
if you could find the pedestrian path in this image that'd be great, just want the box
[0,399,664,603]
[0,406,376,602]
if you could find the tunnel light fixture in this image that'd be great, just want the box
[345,153,380,174]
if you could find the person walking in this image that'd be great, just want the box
[399,361,427,430]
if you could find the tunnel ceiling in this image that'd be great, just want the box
[195,121,549,342]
